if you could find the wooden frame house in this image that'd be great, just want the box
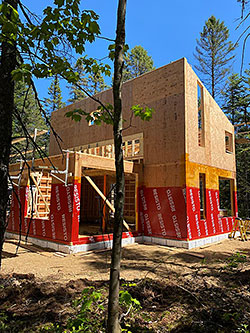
[7,58,237,252]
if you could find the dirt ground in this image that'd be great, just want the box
[1,237,250,282]
[0,237,249,332]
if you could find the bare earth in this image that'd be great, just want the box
[0,237,249,332]
[1,237,250,282]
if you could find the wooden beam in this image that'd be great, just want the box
[83,174,131,231]
[10,146,45,158]
[12,130,48,144]
[234,122,250,128]
[30,173,50,213]
[236,138,250,144]
[237,130,250,135]
[79,152,134,174]
[102,174,107,231]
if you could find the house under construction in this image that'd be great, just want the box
[7,58,237,252]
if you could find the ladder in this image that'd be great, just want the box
[229,218,248,241]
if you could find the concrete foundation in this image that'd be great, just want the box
[5,232,142,254]
[6,231,236,253]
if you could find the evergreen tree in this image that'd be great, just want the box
[44,75,65,114]
[222,68,250,218]
[68,57,109,103]
[236,143,250,218]
[11,81,48,161]
[242,68,250,124]
[68,58,87,103]
[222,73,248,125]
[194,16,236,99]
[13,82,47,134]
[123,45,155,82]
[87,71,109,95]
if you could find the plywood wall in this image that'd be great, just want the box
[184,60,236,175]
[50,58,186,188]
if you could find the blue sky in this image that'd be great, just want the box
[24,0,249,103]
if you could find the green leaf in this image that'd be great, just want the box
[54,0,64,7]
[119,291,132,305]
[72,114,82,122]
[12,65,32,84]
[88,21,100,34]
[131,104,154,121]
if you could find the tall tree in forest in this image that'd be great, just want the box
[11,81,48,161]
[44,75,65,114]
[222,73,248,125]
[0,0,17,266]
[236,142,250,218]
[123,45,155,82]
[68,58,87,102]
[194,16,236,99]
[68,57,109,103]
[222,69,250,218]
[237,67,250,218]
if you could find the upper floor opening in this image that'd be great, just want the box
[197,81,205,147]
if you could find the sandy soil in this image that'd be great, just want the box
[1,237,250,283]
[0,237,249,332]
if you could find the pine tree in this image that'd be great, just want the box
[236,143,250,218]
[13,82,47,134]
[44,75,65,114]
[194,16,236,99]
[123,45,155,82]
[222,68,250,218]
[68,57,109,103]
[11,81,49,161]
[222,73,247,125]
[237,66,250,218]
[68,58,87,103]
[87,71,109,95]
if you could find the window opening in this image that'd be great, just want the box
[199,173,206,219]
[71,133,143,161]
[197,82,205,147]
[225,131,233,153]
[219,178,234,217]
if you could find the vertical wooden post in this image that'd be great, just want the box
[135,174,138,231]
[102,174,107,232]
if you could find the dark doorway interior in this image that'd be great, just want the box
[79,174,136,237]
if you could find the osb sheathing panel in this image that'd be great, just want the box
[50,58,186,187]
[184,60,236,174]
[186,159,236,190]
[143,163,185,187]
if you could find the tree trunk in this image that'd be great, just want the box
[0,0,17,267]
[211,55,215,98]
[107,0,127,332]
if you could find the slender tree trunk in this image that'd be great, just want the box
[107,0,127,332]
[211,55,215,98]
[0,0,17,267]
